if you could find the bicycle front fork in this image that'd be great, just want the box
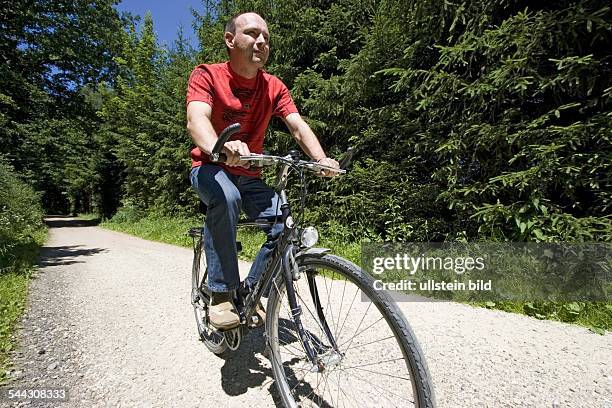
[281,245,340,372]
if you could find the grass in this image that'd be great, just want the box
[0,229,47,383]
[100,214,364,265]
[77,213,102,221]
[474,300,612,334]
[100,214,267,260]
[98,213,610,334]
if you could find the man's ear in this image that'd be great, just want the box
[224,32,235,50]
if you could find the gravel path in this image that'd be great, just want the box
[1,216,610,407]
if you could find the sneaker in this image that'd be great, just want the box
[209,292,240,330]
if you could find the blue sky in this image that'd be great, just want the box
[115,0,203,50]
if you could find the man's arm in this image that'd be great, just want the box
[282,113,339,176]
[186,101,249,167]
[186,101,217,155]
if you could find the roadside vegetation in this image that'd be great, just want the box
[100,210,361,265]
[0,159,46,383]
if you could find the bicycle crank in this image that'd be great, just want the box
[224,327,242,351]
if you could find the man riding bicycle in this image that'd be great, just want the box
[186,12,340,330]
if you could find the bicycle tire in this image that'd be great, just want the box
[192,237,227,354]
[266,254,435,408]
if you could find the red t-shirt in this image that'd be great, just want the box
[186,62,298,177]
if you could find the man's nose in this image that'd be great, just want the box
[255,33,266,46]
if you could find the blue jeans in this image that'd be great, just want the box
[190,164,284,292]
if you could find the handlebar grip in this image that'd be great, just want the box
[210,123,241,162]
[339,147,354,170]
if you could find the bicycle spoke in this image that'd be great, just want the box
[334,367,344,408]
[338,315,384,350]
[339,300,373,352]
[320,272,336,345]
[291,368,327,408]
[273,279,325,388]
[318,367,332,407]
[278,281,332,361]
[295,280,326,346]
[335,366,413,406]
[295,289,328,341]
[333,277,348,343]
[288,370,309,396]
[325,368,365,408]
[278,340,307,359]
[335,284,360,345]
[341,335,395,351]
[341,356,406,371]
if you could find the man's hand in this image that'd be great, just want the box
[223,140,251,168]
[317,157,341,177]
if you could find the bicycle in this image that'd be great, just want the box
[189,123,436,407]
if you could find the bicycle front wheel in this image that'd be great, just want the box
[266,254,435,408]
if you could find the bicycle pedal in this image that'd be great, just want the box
[248,314,264,328]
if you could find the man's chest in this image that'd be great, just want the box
[213,82,272,125]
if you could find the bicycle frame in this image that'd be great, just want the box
[191,157,341,369]
[195,122,351,368]
[242,159,339,368]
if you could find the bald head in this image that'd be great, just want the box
[225,12,266,35]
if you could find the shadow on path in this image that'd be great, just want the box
[214,327,284,407]
[39,245,107,267]
[44,215,101,228]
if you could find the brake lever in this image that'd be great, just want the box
[239,154,278,168]
[306,162,346,174]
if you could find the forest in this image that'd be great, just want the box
[1,1,610,325]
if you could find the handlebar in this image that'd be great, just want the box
[238,154,346,174]
[208,123,350,175]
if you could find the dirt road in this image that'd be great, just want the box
[2,217,610,407]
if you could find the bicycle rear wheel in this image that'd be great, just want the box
[191,235,227,354]
[266,254,435,408]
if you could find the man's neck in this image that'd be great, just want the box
[228,60,259,79]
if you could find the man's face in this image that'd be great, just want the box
[226,13,270,68]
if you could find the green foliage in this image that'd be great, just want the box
[0,158,45,263]
[205,0,611,243]
[0,0,127,214]
[0,226,46,382]
[481,300,611,333]
[96,12,198,217]
[371,1,612,242]
[0,158,46,382]
[101,213,266,260]
[5,1,609,238]
[102,213,199,248]
[0,270,28,383]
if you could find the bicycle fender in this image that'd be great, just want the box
[295,247,331,261]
